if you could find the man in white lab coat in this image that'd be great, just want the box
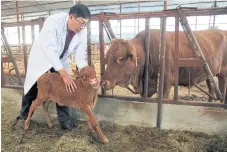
[16,4,91,130]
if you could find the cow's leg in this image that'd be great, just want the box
[42,101,53,129]
[218,74,227,103]
[82,106,108,144]
[206,78,217,102]
[163,72,173,99]
[24,98,42,130]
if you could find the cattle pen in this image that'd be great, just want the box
[1,1,227,152]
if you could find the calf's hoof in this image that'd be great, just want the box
[208,99,213,102]
[24,121,30,130]
[48,123,54,129]
[101,137,109,144]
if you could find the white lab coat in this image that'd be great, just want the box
[23,12,88,95]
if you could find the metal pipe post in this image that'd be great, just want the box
[100,13,116,39]
[39,21,44,32]
[1,57,6,87]
[87,22,92,66]
[213,0,217,28]
[31,25,35,43]
[138,0,140,33]
[22,26,27,75]
[174,16,179,101]
[157,16,166,129]
[157,0,167,128]
[99,21,106,95]
[120,4,122,38]
[16,0,21,47]
[143,18,150,98]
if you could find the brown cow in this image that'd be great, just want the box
[101,29,227,104]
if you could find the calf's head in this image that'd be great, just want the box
[101,39,139,90]
[72,66,99,89]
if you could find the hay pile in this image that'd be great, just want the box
[2,96,227,152]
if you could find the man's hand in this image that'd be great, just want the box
[58,68,77,92]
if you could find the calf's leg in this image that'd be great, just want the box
[86,115,95,133]
[24,84,48,130]
[83,107,108,144]
[24,98,42,130]
[162,72,173,100]
[42,101,53,129]
[91,95,98,110]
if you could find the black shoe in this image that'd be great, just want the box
[12,115,26,126]
[60,120,74,131]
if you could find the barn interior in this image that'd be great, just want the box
[1,0,227,151]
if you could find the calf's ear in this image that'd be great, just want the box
[72,69,80,77]
[111,38,117,44]
[90,62,95,69]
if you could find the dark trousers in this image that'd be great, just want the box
[20,68,71,124]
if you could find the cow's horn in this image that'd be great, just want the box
[126,41,137,62]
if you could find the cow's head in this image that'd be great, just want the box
[101,37,160,98]
[101,39,142,91]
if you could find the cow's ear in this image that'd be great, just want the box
[126,41,137,62]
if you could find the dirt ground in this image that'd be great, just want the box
[2,89,227,152]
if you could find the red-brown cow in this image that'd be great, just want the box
[101,29,227,104]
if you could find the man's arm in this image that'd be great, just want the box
[38,15,63,71]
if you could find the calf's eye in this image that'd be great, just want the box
[118,58,124,62]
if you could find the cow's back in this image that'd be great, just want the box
[181,29,224,76]
[220,30,227,65]
[176,29,225,84]
[134,29,226,85]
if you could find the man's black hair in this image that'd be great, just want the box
[69,4,91,21]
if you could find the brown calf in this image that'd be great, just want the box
[24,66,108,144]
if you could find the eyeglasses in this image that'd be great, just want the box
[76,18,87,29]
[72,14,88,29]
